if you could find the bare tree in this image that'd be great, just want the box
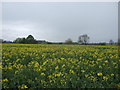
[78,34,90,44]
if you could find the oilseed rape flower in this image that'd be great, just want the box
[48,75,52,78]
[18,84,28,89]
[104,60,108,63]
[97,72,103,76]
[55,73,61,77]
[41,73,45,76]
[111,73,114,76]
[99,66,102,68]
[55,66,59,70]
[81,70,85,73]
[3,78,8,82]
[97,58,102,61]
[62,64,65,68]
[85,74,89,78]
[69,69,75,74]
[103,76,109,80]
[2,44,119,88]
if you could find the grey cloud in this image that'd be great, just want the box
[2,2,118,42]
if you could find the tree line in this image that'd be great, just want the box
[1,34,117,45]
[13,35,38,44]
[65,34,90,45]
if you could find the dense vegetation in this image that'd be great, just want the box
[2,44,120,88]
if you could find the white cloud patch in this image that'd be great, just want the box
[2,20,59,41]
[2,21,39,41]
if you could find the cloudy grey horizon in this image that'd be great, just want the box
[2,2,118,43]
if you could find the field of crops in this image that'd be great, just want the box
[2,44,120,88]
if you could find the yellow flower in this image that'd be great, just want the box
[55,73,61,77]
[43,62,47,65]
[3,78,8,82]
[69,69,75,74]
[97,59,102,61]
[97,72,103,76]
[41,73,45,76]
[55,66,59,70]
[103,76,109,80]
[81,70,85,73]
[62,64,65,68]
[80,57,82,59]
[104,60,108,63]
[18,84,28,89]
[50,80,52,82]
[111,73,114,76]
[48,75,52,78]
[85,74,89,78]
[99,66,102,68]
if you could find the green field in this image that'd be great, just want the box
[2,44,120,88]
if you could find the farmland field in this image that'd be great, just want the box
[2,44,120,88]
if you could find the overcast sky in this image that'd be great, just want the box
[2,2,118,43]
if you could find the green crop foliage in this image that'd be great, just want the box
[2,44,120,88]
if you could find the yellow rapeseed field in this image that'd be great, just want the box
[2,44,120,88]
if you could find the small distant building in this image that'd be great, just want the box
[37,40,47,44]
[1,39,13,43]
[4,41,13,43]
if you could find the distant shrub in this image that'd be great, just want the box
[99,43,106,45]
